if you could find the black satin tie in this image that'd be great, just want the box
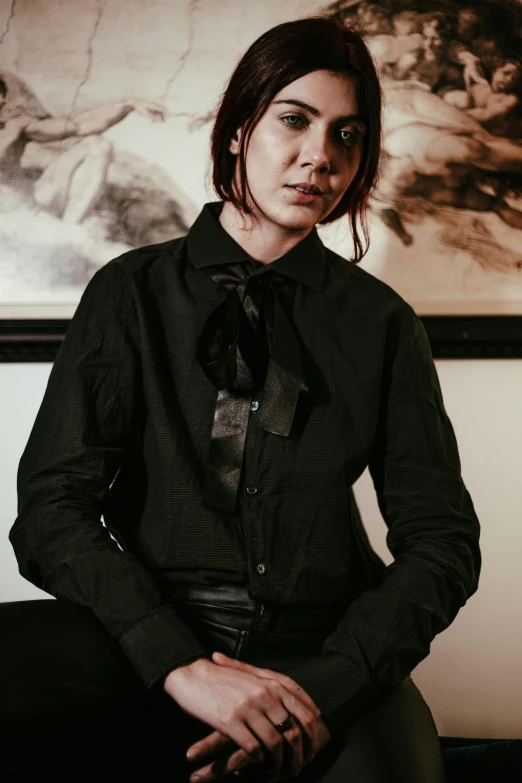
[196,264,308,513]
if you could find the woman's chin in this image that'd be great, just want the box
[269,203,323,231]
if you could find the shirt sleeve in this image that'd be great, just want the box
[9,259,209,690]
[283,304,481,738]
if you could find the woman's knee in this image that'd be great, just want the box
[342,677,445,782]
[0,599,145,725]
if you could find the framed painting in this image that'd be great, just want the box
[1,0,521,361]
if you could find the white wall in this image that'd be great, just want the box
[2,360,522,739]
[1,364,52,601]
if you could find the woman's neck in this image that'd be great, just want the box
[218,200,313,264]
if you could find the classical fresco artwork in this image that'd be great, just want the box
[1,0,522,320]
[323,0,522,313]
[0,69,191,287]
[0,0,202,318]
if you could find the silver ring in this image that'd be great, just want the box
[276,716,294,733]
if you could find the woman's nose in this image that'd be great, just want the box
[300,135,331,173]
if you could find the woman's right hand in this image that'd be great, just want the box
[163,657,319,779]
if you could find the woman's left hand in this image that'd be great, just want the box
[185,652,332,782]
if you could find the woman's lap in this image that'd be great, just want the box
[302,677,446,782]
[0,599,173,779]
[0,597,445,782]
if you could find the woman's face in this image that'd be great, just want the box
[229,69,366,234]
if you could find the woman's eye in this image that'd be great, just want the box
[281,115,360,146]
[282,114,305,128]
[340,129,359,146]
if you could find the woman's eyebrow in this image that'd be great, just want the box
[272,98,365,125]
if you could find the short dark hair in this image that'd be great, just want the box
[210,16,382,264]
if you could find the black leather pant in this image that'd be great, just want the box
[0,584,446,782]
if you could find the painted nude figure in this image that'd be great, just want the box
[0,78,166,223]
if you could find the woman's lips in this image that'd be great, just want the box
[285,185,323,203]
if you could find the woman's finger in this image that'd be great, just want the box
[211,655,319,765]
[190,716,309,783]
[279,691,319,765]
[189,746,259,783]
[187,729,234,764]
[211,651,264,672]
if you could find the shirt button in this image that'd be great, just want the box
[246,485,258,495]
[250,401,259,412]
[256,563,266,574]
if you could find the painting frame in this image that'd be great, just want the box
[1,316,521,362]
[2,0,522,361]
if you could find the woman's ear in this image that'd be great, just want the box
[229,127,243,155]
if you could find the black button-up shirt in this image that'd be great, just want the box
[10,201,481,738]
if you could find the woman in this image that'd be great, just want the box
[3,16,480,783]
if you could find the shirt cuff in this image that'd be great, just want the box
[118,604,210,690]
[284,652,375,738]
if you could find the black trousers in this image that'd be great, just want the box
[0,584,446,782]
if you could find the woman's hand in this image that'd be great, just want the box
[183,652,332,782]
[164,653,322,781]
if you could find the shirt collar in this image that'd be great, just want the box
[186,201,325,292]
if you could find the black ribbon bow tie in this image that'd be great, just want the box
[196,263,308,513]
